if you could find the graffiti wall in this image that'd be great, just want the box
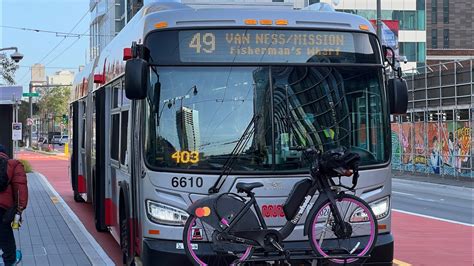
[392,121,473,178]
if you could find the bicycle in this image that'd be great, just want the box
[183,147,378,265]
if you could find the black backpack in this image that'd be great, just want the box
[0,158,9,192]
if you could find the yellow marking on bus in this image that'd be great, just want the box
[154,21,168,28]
[359,24,370,31]
[393,259,412,266]
[51,197,59,204]
[275,19,288,25]
[244,19,257,25]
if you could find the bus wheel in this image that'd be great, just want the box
[120,206,134,265]
[73,191,85,203]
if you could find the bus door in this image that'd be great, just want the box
[93,88,107,231]
[70,102,79,195]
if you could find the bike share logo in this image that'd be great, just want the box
[291,195,312,224]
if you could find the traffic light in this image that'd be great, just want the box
[62,114,68,124]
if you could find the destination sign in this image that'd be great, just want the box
[146,29,379,64]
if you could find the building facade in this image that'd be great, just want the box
[391,59,473,178]
[89,0,143,59]
[47,70,75,86]
[310,0,426,71]
[425,0,474,65]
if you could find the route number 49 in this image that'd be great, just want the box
[189,33,216,54]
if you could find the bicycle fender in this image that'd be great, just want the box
[303,194,329,236]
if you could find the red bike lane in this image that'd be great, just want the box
[17,150,122,265]
[17,150,473,266]
[392,210,473,266]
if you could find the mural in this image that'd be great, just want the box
[391,121,473,178]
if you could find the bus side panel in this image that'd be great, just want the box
[70,102,79,193]
[94,88,107,231]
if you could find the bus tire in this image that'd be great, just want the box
[93,170,107,232]
[120,196,134,266]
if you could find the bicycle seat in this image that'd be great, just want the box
[236,182,263,193]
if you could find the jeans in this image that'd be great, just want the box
[0,208,16,266]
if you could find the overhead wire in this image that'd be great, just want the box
[45,29,90,66]
[15,8,90,85]
[0,25,113,37]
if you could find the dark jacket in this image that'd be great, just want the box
[0,152,28,211]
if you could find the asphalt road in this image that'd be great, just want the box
[392,178,473,225]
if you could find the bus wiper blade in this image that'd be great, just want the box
[208,115,260,194]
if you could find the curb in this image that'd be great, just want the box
[34,172,115,266]
[25,148,65,157]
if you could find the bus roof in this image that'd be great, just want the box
[141,2,375,34]
[72,2,376,100]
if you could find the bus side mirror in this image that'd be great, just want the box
[125,58,148,100]
[382,45,396,67]
[388,78,408,114]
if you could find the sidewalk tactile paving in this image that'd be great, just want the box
[0,174,92,266]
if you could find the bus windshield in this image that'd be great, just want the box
[144,65,389,172]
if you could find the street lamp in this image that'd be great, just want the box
[0,47,24,63]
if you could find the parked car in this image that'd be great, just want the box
[51,135,62,145]
[59,135,69,146]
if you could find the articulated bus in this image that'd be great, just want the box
[70,2,407,265]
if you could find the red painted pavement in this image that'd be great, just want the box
[18,150,474,266]
[17,151,122,265]
[392,210,473,265]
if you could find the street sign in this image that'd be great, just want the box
[22,92,39,97]
[12,123,22,141]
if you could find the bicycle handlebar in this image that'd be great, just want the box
[290,146,361,189]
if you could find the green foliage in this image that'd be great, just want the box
[18,159,33,173]
[37,86,71,125]
[0,57,17,85]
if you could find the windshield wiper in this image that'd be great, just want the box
[208,114,260,194]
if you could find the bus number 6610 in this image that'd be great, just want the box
[172,176,203,188]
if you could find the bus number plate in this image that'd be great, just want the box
[172,176,203,188]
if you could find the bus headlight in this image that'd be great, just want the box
[350,197,390,222]
[146,200,189,226]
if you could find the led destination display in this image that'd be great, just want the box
[146,29,379,64]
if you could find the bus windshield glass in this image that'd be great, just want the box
[145,29,380,65]
[144,65,389,172]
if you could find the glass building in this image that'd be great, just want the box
[304,0,427,72]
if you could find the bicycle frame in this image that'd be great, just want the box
[221,173,348,243]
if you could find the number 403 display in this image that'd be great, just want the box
[171,151,200,164]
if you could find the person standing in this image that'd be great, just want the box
[0,144,28,266]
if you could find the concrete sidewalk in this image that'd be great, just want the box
[0,173,113,266]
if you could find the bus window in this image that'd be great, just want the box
[111,113,120,161]
[120,110,129,165]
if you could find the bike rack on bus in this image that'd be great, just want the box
[234,247,371,266]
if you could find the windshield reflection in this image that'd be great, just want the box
[145,66,387,172]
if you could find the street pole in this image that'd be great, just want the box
[376,0,382,40]
[27,83,72,148]
[28,82,33,148]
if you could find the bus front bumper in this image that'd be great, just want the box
[142,233,393,265]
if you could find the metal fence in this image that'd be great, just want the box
[391,59,473,178]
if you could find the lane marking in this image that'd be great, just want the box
[392,191,414,196]
[51,196,59,204]
[393,209,473,227]
[393,259,412,266]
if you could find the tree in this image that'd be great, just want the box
[0,56,17,85]
[36,86,71,133]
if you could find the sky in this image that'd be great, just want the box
[1,0,90,92]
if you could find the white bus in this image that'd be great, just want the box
[69,2,407,265]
